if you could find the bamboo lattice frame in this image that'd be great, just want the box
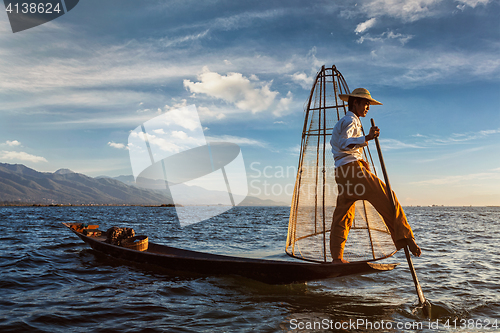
[285,65,397,263]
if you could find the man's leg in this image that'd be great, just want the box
[358,165,421,256]
[330,196,356,263]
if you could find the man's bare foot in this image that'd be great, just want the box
[407,238,422,257]
[332,258,349,264]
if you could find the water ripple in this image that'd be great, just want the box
[1,206,499,332]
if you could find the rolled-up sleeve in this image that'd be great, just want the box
[339,120,367,151]
[330,112,367,168]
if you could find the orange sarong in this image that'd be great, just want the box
[330,160,415,259]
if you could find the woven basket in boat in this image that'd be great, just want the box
[122,235,148,251]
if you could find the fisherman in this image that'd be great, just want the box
[330,88,421,264]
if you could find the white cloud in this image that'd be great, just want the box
[355,18,377,34]
[287,144,301,155]
[352,0,493,23]
[183,67,288,114]
[5,140,21,147]
[108,142,128,150]
[0,151,47,163]
[131,107,207,157]
[380,128,500,163]
[291,72,314,89]
[128,131,186,154]
[456,0,491,10]
[0,89,164,112]
[357,30,413,45]
[47,113,163,128]
[173,8,288,33]
[205,135,267,148]
[171,130,189,140]
[305,47,324,73]
[0,51,193,93]
[153,129,165,135]
[146,135,184,153]
[140,106,204,137]
[137,107,162,114]
[196,106,226,120]
[2,20,492,127]
[359,0,443,22]
[411,168,500,185]
[359,45,500,86]
[0,26,305,112]
[378,138,423,150]
[382,128,500,155]
[163,107,203,132]
[423,128,500,145]
[163,99,189,112]
[0,3,496,130]
[159,29,209,48]
[414,146,485,163]
[273,91,294,117]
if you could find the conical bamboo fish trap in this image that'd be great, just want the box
[286,65,397,263]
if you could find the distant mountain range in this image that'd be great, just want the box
[102,175,288,206]
[0,163,287,206]
[0,163,172,205]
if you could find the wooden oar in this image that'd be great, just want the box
[370,118,429,316]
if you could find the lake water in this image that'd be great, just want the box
[1,206,499,332]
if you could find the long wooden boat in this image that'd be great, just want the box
[63,222,398,284]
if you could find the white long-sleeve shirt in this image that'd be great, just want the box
[330,111,367,168]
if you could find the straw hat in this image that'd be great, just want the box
[339,88,382,105]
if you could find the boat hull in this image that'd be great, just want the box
[63,223,398,284]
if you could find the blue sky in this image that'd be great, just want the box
[0,0,499,205]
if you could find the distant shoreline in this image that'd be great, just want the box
[0,203,178,207]
[0,203,496,208]
[0,203,291,207]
